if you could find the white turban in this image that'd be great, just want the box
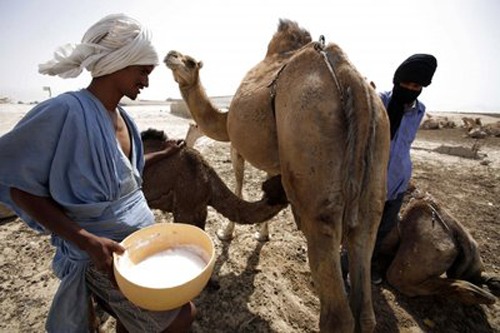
[38,13,159,78]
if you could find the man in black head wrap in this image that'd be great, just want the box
[387,54,438,138]
[372,54,437,284]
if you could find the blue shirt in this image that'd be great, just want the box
[0,90,154,332]
[379,90,426,200]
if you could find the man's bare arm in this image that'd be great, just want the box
[144,139,185,168]
[9,188,124,275]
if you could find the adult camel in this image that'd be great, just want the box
[164,21,314,242]
[380,187,500,304]
[167,19,390,333]
[164,51,279,242]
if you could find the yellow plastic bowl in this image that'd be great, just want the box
[113,223,215,311]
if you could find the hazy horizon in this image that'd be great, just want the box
[2,96,499,116]
[1,0,499,113]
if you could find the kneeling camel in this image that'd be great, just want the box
[380,189,499,304]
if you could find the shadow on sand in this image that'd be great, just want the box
[191,238,272,333]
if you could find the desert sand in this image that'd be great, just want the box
[0,102,499,332]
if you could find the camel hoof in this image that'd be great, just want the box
[484,276,500,297]
[254,222,270,242]
[216,229,234,241]
[254,231,269,242]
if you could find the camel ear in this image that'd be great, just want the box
[198,61,203,69]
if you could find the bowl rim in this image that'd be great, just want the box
[113,222,216,290]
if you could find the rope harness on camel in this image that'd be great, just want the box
[315,35,345,104]
[396,194,451,238]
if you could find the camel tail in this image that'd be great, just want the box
[340,74,377,231]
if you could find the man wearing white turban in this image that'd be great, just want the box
[0,14,194,332]
[39,13,159,79]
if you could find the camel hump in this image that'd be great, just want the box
[266,19,312,56]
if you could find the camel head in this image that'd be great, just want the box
[266,19,312,57]
[141,128,170,153]
[164,50,203,88]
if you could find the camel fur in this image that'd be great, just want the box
[166,19,390,333]
[380,186,499,305]
[141,128,287,230]
[164,20,314,242]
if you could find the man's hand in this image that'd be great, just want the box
[9,187,125,281]
[163,139,186,157]
[144,139,186,168]
[85,234,125,279]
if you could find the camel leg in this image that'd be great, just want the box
[388,268,497,305]
[230,145,245,198]
[216,146,245,241]
[345,219,378,333]
[254,221,269,242]
[253,172,279,242]
[481,273,500,297]
[302,216,354,333]
[184,123,204,148]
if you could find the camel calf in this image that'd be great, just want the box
[380,189,499,304]
[140,128,288,230]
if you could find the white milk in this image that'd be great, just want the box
[119,245,208,288]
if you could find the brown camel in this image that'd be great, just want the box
[380,186,499,304]
[168,19,390,333]
[164,50,275,241]
[140,128,288,230]
[164,21,314,242]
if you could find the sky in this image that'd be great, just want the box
[1,0,499,112]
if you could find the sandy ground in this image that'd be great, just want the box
[0,103,499,332]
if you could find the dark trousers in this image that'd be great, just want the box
[373,192,405,260]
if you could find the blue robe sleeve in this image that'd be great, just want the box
[0,91,123,230]
[0,96,73,231]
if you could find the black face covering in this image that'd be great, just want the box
[387,85,421,139]
[392,85,422,104]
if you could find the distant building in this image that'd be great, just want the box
[169,95,232,119]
